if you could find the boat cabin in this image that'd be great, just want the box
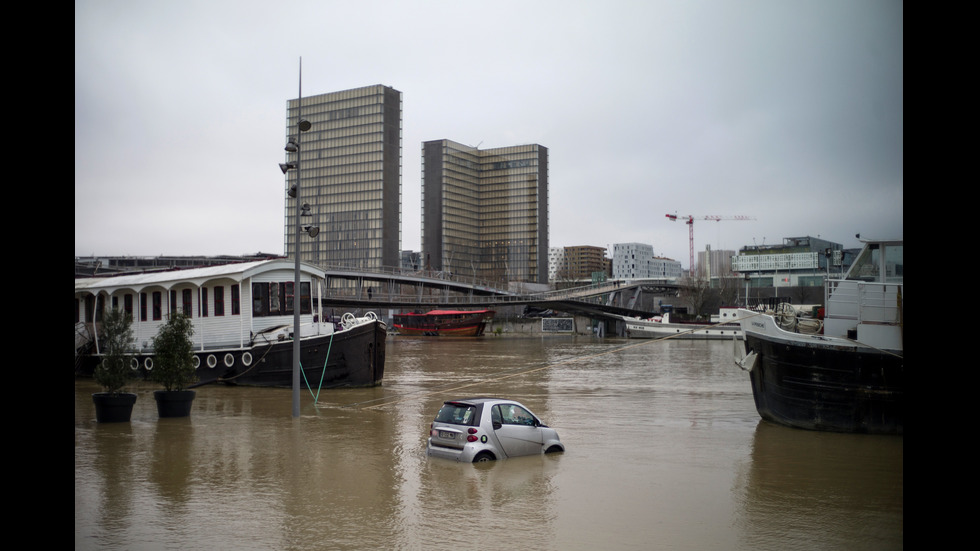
[823,239,903,350]
[74,260,333,356]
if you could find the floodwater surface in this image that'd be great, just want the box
[75,336,903,550]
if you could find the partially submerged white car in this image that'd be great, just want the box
[426,398,565,463]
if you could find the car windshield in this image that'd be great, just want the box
[434,403,478,426]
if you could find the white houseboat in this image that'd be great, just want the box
[74,259,386,388]
[621,307,747,340]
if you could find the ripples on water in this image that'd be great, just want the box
[75,336,902,550]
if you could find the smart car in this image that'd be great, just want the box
[426,398,565,463]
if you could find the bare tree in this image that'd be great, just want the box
[681,272,712,320]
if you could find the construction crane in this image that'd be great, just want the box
[666,214,756,274]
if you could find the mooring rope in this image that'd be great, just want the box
[300,331,336,402]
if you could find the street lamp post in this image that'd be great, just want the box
[281,58,316,417]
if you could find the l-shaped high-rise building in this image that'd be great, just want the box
[284,85,402,270]
[422,139,548,284]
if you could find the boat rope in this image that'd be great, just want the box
[346,316,759,411]
[300,331,335,402]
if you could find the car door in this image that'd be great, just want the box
[491,404,545,457]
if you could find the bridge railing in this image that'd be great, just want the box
[319,263,512,294]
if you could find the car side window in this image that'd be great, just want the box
[499,404,534,426]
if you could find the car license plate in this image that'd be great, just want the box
[439,431,455,439]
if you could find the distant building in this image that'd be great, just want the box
[697,246,736,279]
[612,243,682,280]
[556,245,608,280]
[547,247,566,282]
[284,85,402,270]
[421,139,548,283]
[733,236,852,287]
[401,250,421,272]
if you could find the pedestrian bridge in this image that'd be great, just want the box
[319,266,680,319]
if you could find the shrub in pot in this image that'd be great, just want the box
[149,311,198,417]
[92,308,138,423]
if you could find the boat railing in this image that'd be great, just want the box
[826,280,903,325]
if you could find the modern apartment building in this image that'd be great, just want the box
[613,242,682,280]
[421,140,548,284]
[283,85,402,270]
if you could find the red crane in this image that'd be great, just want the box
[666,214,755,275]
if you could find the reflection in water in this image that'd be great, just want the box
[735,422,903,551]
[76,337,902,550]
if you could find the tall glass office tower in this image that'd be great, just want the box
[422,140,548,284]
[284,85,402,270]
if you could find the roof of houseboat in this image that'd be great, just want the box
[74,259,325,293]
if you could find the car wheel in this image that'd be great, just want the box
[545,446,563,454]
[473,452,495,463]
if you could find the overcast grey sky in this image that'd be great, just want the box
[75,0,903,269]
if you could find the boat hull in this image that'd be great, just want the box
[742,317,903,435]
[77,320,387,389]
[393,310,494,337]
[624,320,742,340]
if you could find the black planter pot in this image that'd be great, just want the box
[92,393,138,423]
[154,390,196,418]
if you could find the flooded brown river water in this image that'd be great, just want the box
[75,336,903,550]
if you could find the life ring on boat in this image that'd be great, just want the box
[192,355,201,369]
[224,353,235,367]
[131,357,140,370]
[241,352,253,366]
[144,357,154,370]
[206,354,218,368]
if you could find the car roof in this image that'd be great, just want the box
[443,397,517,407]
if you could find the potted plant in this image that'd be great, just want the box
[149,311,199,418]
[92,308,138,422]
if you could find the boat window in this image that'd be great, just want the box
[883,244,903,283]
[153,291,162,321]
[252,281,312,317]
[140,293,147,322]
[846,243,903,283]
[270,283,280,314]
[214,286,224,316]
[124,294,133,317]
[300,282,311,315]
[182,289,193,317]
[201,287,208,317]
[231,284,240,315]
[252,283,268,316]
[283,282,294,316]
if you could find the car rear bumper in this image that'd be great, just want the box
[426,439,484,462]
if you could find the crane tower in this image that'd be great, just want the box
[665,214,755,275]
